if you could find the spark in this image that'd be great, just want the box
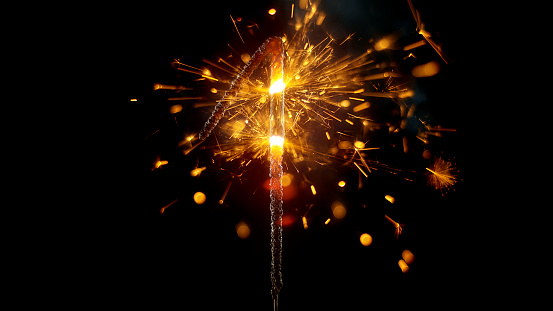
[302,216,308,229]
[384,214,404,238]
[193,192,207,205]
[230,14,245,44]
[152,159,168,171]
[360,233,373,246]
[159,199,178,214]
[407,0,451,64]
[219,180,233,204]
[426,157,457,194]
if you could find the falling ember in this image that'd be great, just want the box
[190,166,206,177]
[153,159,168,170]
[302,216,308,229]
[159,199,178,214]
[412,61,440,77]
[193,192,206,205]
[384,214,403,239]
[268,8,277,15]
[310,185,317,195]
[384,194,395,204]
[331,201,346,219]
[219,181,232,205]
[402,249,415,265]
[236,221,251,239]
[398,259,410,273]
[360,233,373,246]
[338,180,346,187]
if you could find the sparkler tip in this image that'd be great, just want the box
[269,78,286,94]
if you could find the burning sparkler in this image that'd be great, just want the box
[144,0,459,307]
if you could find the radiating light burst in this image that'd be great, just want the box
[426,157,458,194]
[147,0,458,306]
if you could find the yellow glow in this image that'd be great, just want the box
[310,185,317,195]
[269,135,284,147]
[353,102,370,112]
[412,61,440,77]
[169,104,183,114]
[269,78,286,94]
[268,8,276,15]
[340,99,351,107]
[302,216,308,229]
[402,249,415,265]
[240,53,251,64]
[282,174,292,187]
[331,201,346,219]
[385,195,395,204]
[324,218,331,225]
[202,68,212,76]
[193,192,206,205]
[210,87,217,93]
[236,221,251,239]
[325,132,331,140]
[130,98,137,102]
[338,180,346,187]
[398,259,409,273]
[360,233,373,246]
[354,141,365,149]
[190,166,206,177]
[315,12,326,25]
[154,160,168,169]
[375,38,390,50]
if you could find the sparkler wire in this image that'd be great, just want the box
[198,37,285,141]
[268,37,285,302]
[197,36,286,304]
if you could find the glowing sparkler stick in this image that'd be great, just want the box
[197,37,286,306]
[267,37,285,307]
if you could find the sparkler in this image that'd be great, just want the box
[145,0,459,307]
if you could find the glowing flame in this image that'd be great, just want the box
[269,78,286,94]
[269,135,284,148]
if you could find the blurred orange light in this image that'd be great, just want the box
[281,174,292,187]
[236,221,251,239]
[169,104,183,114]
[360,233,373,246]
[331,201,346,219]
[338,180,346,187]
[193,192,206,204]
[402,249,415,265]
[268,8,276,15]
[398,259,409,273]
